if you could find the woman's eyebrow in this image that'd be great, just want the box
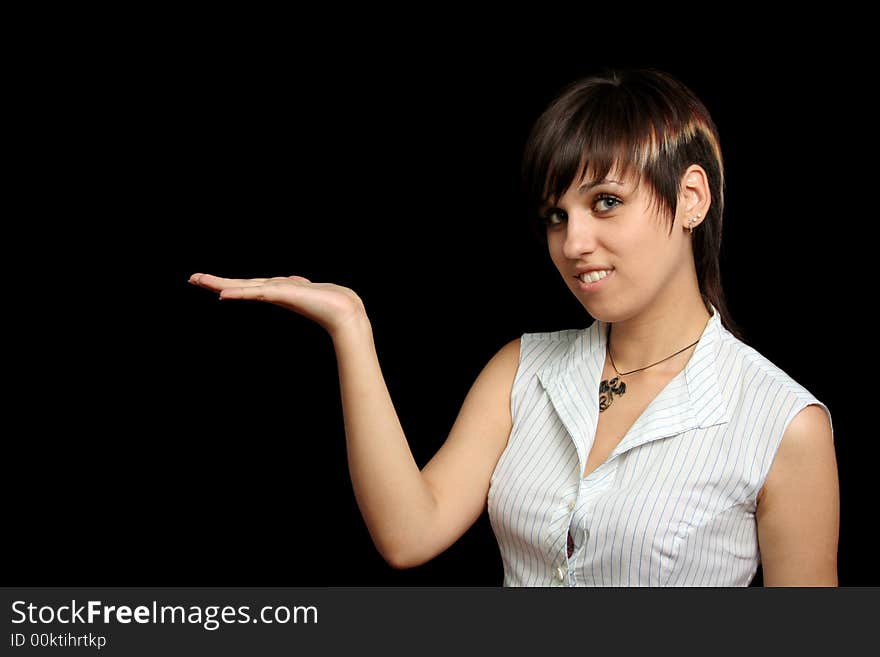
[577,178,624,193]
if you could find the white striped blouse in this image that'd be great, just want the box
[487,303,833,586]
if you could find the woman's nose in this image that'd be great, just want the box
[561,214,599,259]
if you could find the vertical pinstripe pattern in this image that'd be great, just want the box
[487,303,833,586]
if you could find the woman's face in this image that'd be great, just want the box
[543,166,697,322]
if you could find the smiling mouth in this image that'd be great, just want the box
[573,268,614,291]
[575,269,613,284]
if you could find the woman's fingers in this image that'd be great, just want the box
[189,273,311,288]
[189,273,314,303]
[218,285,277,301]
[189,273,270,289]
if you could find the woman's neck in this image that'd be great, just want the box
[605,297,712,378]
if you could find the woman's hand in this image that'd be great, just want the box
[188,273,368,338]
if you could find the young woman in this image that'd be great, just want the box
[188,68,838,586]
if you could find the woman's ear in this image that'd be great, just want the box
[679,164,711,227]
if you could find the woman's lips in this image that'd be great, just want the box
[574,268,614,292]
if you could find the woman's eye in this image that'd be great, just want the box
[594,193,621,212]
[540,194,621,227]
[542,208,566,227]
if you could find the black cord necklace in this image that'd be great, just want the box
[599,323,702,412]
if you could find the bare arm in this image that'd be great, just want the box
[756,404,839,586]
[331,314,438,566]
[333,316,520,568]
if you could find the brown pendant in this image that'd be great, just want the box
[599,376,626,412]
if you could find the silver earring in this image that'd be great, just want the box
[688,213,701,234]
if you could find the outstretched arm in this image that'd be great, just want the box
[189,272,519,569]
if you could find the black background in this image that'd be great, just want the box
[8,16,873,586]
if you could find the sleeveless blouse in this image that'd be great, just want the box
[487,304,833,586]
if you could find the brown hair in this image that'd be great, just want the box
[519,67,746,343]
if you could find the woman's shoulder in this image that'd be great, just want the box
[511,324,598,388]
[715,325,827,414]
[517,325,592,367]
